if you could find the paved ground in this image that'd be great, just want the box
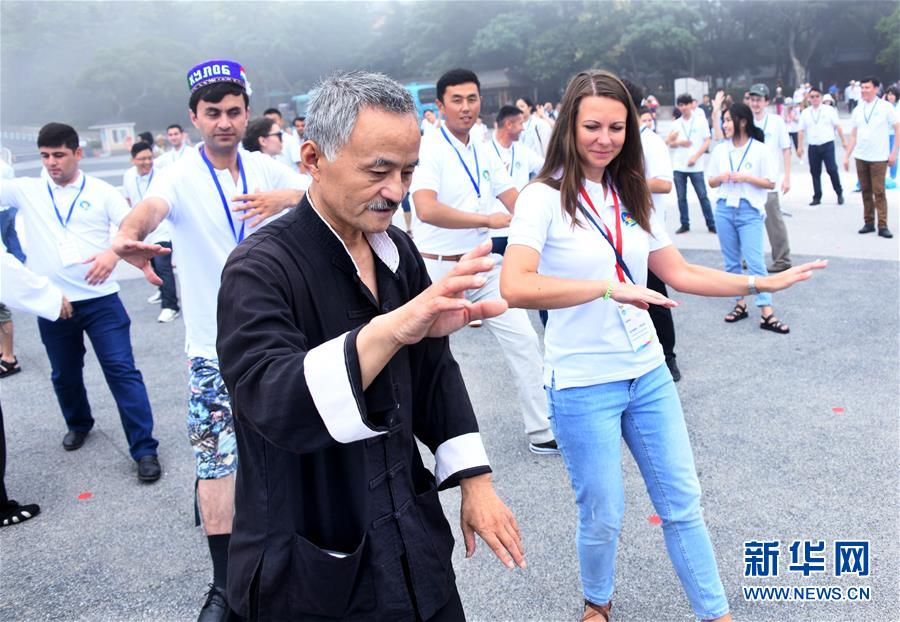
[2,132,898,621]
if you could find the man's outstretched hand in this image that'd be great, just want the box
[112,234,171,286]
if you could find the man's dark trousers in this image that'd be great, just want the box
[151,241,179,311]
[674,171,715,229]
[37,293,158,461]
[647,270,676,362]
[808,141,843,200]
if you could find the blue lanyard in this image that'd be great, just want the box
[46,175,86,229]
[136,170,154,201]
[440,126,480,198]
[491,139,515,173]
[200,147,247,243]
[863,100,878,125]
[729,138,754,172]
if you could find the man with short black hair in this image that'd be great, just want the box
[748,83,793,272]
[797,86,846,206]
[487,105,543,255]
[412,68,557,455]
[515,96,552,157]
[114,60,309,620]
[156,124,189,168]
[844,76,899,238]
[291,115,305,139]
[263,107,302,172]
[667,93,715,234]
[0,122,161,482]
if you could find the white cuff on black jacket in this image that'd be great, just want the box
[434,433,490,488]
[304,331,386,444]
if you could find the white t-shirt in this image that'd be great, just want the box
[518,115,553,157]
[409,123,514,255]
[640,127,673,221]
[273,131,302,171]
[488,137,544,238]
[122,166,171,244]
[145,148,310,359]
[0,171,130,301]
[508,178,670,389]
[421,118,440,137]
[755,112,791,179]
[851,98,898,162]
[706,138,776,212]
[669,112,710,172]
[469,122,489,144]
[798,105,841,146]
[155,145,189,169]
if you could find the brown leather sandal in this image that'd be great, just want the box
[582,600,611,621]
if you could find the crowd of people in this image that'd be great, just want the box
[1,56,895,622]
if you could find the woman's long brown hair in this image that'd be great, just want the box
[532,70,652,233]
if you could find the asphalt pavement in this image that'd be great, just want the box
[1,137,898,621]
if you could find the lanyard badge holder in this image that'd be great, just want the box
[200,147,247,243]
[441,126,487,232]
[48,176,87,267]
[577,186,654,352]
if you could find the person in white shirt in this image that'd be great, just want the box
[843,76,899,238]
[113,59,309,619]
[501,70,827,622]
[241,117,286,159]
[515,96,553,157]
[420,108,441,136]
[625,76,682,382]
[263,107,302,173]
[747,83,793,272]
[487,105,544,255]
[155,124,189,169]
[667,93,716,234]
[796,86,847,206]
[0,158,26,379]
[291,115,305,140]
[122,141,179,322]
[708,103,795,334]
[470,115,489,143]
[411,69,557,454]
[0,122,162,481]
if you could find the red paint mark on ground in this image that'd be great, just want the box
[76,492,92,500]
[832,407,845,414]
[648,515,662,525]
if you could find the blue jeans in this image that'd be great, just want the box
[546,364,729,619]
[714,199,772,307]
[37,293,158,461]
[673,171,715,229]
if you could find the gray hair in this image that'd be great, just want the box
[305,71,417,160]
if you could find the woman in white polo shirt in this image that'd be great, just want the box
[500,70,825,622]
[707,102,791,334]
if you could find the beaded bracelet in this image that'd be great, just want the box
[602,282,614,301]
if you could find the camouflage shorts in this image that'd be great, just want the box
[187,357,237,479]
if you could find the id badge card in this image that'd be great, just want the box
[726,181,741,208]
[57,239,81,267]
[617,304,654,352]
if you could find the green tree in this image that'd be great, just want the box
[875,5,899,75]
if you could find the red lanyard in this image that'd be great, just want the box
[579,185,625,283]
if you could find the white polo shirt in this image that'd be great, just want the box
[640,126,674,220]
[519,115,553,157]
[410,123,514,255]
[0,171,130,301]
[122,166,171,244]
[755,112,791,179]
[706,138,776,213]
[851,98,898,162]
[798,104,841,146]
[488,136,544,238]
[145,147,310,359]
[155,144,189,169]
[670,112,710,172]
[508,178,670,389]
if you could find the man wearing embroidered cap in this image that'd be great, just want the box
[114,59,310,621]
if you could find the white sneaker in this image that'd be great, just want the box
[147,291,162,304]
[157,308,180,323]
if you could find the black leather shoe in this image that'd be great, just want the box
[137,455,161,482]
[197,584,230,622]
[878,227,893,239]
[675,225,690,234]
[666,358,682,382]
[62,430,88,451]
[808,199,821,206]
[858,223,875,234]
[837,194,844,205]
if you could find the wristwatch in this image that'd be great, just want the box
[748,275,759,295]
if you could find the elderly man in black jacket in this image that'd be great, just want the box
[216,71,525,621]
